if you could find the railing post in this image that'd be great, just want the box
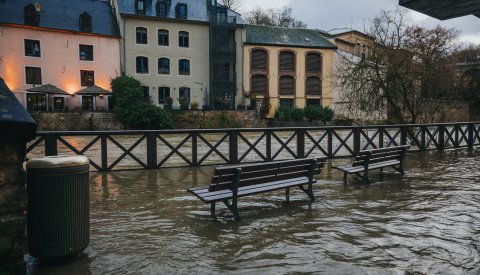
[468,123,474,148]
[421,126,426,151]
[44,134,57,156]
[327,128,333,158]
[296,129,305,159]
[229,130,238,164]
[379,127,384,148]
[147,132,157,169]
[400,126,407,146]
[438,125,445,150]
[454,124,460,148]
[353,127,360,155]
[266,131,272,161]
[101,135,108,171]
[191,132,198,166]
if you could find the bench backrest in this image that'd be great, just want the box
[208,157,327,192]
[353,145,410,167]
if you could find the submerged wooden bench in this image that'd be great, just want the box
[187,157,327,221]
[333,145,410,183]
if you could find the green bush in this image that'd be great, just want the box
[304,105,323,121]
[202,111,240,128]
[274,106,293,121]
[322,106,334,123]
[291,107,305,121]
[111,75,175,129]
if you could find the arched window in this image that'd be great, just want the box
[251,75,267,96]
[179,59,190,75]
[251,49,268,70]
[136,56,149,74]
[79,12,92,33]
[158,58,170,74]
[279,76,295,95]
[136,27,148,44]
[279,51,295,71]
[306,76,321,96]
[306,52,322,72]
[158,29,169,46]
[24,4,39,26]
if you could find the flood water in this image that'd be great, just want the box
[27,148,480,274]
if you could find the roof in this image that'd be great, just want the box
[76,85,111,95]
[0,0,120,37]
[27,84,69,95]
[400,0,480,20]
[245,25,337,49]
[116,0,245,24]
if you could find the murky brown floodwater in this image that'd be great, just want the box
[27,148,480,274]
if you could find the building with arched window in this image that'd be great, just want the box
[243,25,336,117]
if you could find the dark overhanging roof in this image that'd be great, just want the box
[399,0,480,20]
[76,85,111,95]
[27,84,69,95]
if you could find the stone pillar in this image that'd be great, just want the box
[0,143,27,274]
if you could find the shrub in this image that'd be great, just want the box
[111,75,176,129]
[322,106,334,123]
[202,111,240,128]
[190,101,199,110]
[274,106,293,121]
[304,105,323,121]
[291,107,305,121]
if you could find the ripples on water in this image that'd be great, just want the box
[28,148,480,274]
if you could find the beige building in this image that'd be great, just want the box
[243,25,337,117]
[0,0,121,112]
[114,0,244,108]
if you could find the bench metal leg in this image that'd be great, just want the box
[210,202,216,219]
[343,172,348,184]
[286,188,290,202]
[298,185,315,201]
[362,171,369,183]
[223,199,241,221]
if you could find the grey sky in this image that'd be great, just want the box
[240,0,480,45]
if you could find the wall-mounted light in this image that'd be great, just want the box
[99,94,104,98]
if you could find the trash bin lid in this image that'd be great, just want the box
[27,155,90,169]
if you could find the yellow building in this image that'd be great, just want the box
[243,25,337,117]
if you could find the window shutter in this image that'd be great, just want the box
[279,52,294,71]
[279,76,295,95]
[306,77,321,95]
[251,75,267,94]
[306,53,321,72]
[251,50,267,70]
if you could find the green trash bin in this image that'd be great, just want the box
[26,155,90,260]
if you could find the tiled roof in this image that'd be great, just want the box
[0,0,120,37]
[245,25,336,49]
[116,0,244,24]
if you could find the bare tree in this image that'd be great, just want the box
[336,8,459,123]
[218,0,242,12]
[245,6,306,28]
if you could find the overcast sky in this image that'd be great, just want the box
[240,0,480,45]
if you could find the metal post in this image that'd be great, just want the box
[400,126,407,146]
[454,124,459,148]
[438,125,445,150]
[421,126,426,151]
[44,134,57,156]
[296,129,305,159]
[379,127,384,148]
[468,123,474,148]
[353,127,360,155]
[192,133,198,166]
[266,131,272,161]
[101,135,108,171]
[229,130,238,164]
[147,133,157,169]
[327,129,333,157]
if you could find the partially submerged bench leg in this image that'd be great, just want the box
[343,172,348,184]
[362,171,369,183]
[298,185,315,201]
[223,199,241,221]
[286,188,290,202]
[210,202,216,219]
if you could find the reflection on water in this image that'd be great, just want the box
[28,148,480,274]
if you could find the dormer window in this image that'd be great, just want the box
[79,12,92,33]
[135,0,146,15]
[24,4,39,26]
[156,1,167,17]
[175,3,187,19]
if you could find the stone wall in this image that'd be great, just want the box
[31,112,124,131]
[419,100,477,123]
[176,110,267,129]
[0,143,27,274]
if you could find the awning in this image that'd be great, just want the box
[26,84,69,95]
[75,85,112,96]
[399,0,480,20]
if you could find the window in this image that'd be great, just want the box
[216,7,227,23]
[279,99,294,108]
[175,3,187,19]
[80,70,95,86]
[53,97,65,111]
[135,0,146,15]
[306,99,321,106]
[158,29,169,46]
[306,52,322,72]
[179,31,189,47]
[25,67,42,85]
[158,58,170,74]
[251,49,268,70]
[156,1,167,17]
[24,4,39,26]
[82,96,94,111]
[179,59,190,75]
[179,87,190,105]
[279,51,295,71]
[306,76,321,96]
[79,45,93,61]
[251,75,267,96]
[142,86,150,101]
[24,39,41,57]
[158,87,170,104]
[79,12,92,32]
[136,27,148,44]
[279,76,295,95]
[136,56,149,74]
[26,94,46,112]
